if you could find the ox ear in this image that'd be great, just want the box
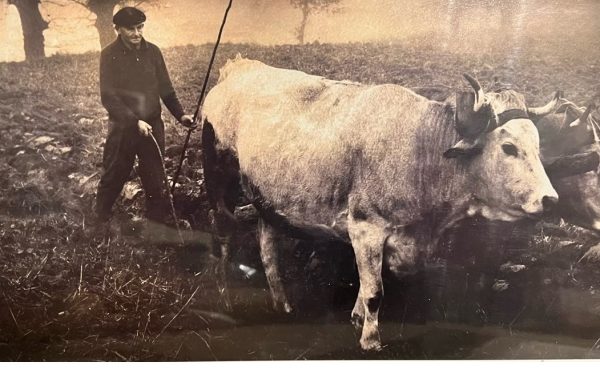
[443,139,483,159]
[455,90,492,140]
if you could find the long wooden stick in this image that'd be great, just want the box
[171,0,234,194]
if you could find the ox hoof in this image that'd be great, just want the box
[283,302,293,314]
[273,301,293,314]
[360,338,382,352]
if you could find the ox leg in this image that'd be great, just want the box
[351,291,365,331]
[208,209,233,311]
[259,219,293,313]
[348,217,387,351]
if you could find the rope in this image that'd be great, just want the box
[149,132,184,246]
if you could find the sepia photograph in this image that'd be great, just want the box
[1,0,600,361]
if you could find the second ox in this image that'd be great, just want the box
[536,100,600,260]
[200,57,559,351]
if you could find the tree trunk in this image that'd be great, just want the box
[296,5,310,44]
[88,0,119,49]
[9,0,48,61]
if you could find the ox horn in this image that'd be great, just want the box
[454,74,493,140]
[528,91,562,117]
[569,103,595,127]
[463,73,485,112]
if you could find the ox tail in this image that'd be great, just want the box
[201,119,220,210]
[201,119,240,238]
[201,120,241,215]
[249,189,348,244]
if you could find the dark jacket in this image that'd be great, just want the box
[99,36,184,127]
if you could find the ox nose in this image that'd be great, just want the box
[542,194,559,213]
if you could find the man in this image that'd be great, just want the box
[94,7,195,240]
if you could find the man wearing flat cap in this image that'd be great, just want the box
[94,6,194,241]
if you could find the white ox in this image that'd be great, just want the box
[201,57,559,351]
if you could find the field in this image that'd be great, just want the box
[1,37,600,360]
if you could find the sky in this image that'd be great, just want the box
[1,0,599,63]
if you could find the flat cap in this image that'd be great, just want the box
[113,7,146,27]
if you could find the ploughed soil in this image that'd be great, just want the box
[1,37,600,360]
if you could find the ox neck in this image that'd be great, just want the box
[412,100,474,212]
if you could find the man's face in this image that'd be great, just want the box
[117,23,144,47]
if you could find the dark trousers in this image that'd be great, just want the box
[95,117,170,223]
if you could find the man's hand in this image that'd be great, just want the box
[137,120,153,137]
[180,114,197,130]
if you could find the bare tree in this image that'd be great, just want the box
[87,0,120,48]
[7,0,48,61]
[61,0,158,49]
[290,0,342,44]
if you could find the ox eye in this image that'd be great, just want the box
[502,143,518,157]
